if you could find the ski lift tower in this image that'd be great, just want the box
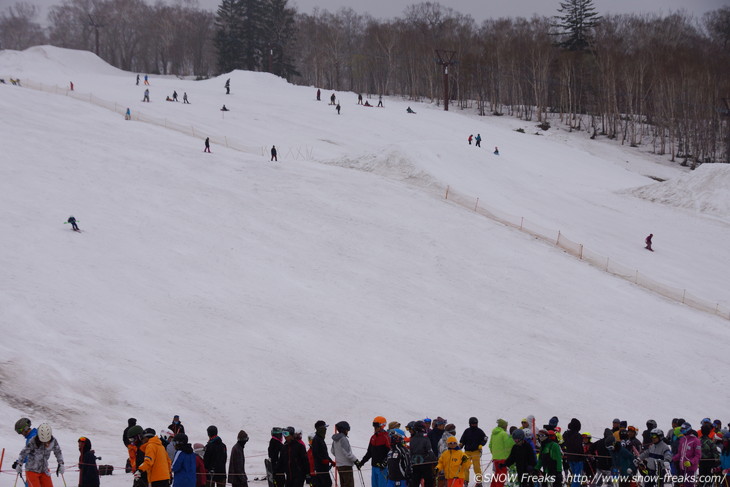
[435,49,457,111]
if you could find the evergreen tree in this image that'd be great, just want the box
[553,0,601,51]
[263,0,299,78]
[214,0,246,72]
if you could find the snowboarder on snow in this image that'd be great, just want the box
[204,137,211,153]
[316,89,321,101]
[357,94,363,105]
[468,135,473,145]
[143,89,150,102]
[475,134,482,147]
[377,95,383,107]
[183,92,189,104]
[330,93,336,105]
[221,105,229,111]
[271,146,278,162]
[494,147,499,155]
[173,91,178,102]
[125,108,131,120]
[136,74,140,85]
[645,234,653,251]
[336,103,341,115]
[225,79,231,95]
[406,107,415,114]
[144,74,149,86]
[67,216,80,231]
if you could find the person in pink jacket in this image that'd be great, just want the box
[673,423,701,487]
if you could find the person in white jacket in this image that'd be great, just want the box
[331,422,358,487]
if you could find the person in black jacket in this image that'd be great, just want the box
[269,428,284,487]
[563,418,583,487]
[169,416,185,437]
[410,421,436,487]
[229,431,249,487]
[588,430,614,487]
[124,418,138,473]
[204,426,227,487]
[429,419,447,458]
[78,437,100,487]
[279,427,309,487]
[504,429,536,487]
[460,417,488,487]
[311,421,334,487]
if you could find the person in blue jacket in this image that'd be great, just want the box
[173,434,197,487]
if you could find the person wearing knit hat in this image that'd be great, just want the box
[311,421,335,487]
[388,421,401,431]
[503,429,536,487]
[489,420,514,487]
[459,418,488,487]
[228,431,249,487]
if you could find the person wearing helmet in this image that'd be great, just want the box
[124,419,139,473]
[13,423,64,487]
[436,436,471,487]
[358,417,391,487]
[535,429,562,487]
[489,419,515,487]
[581,433,595,484]
[204,426,227,487]
[643,421,658,450]
[459,418,488,487]
[638,429,672,487]
[332,422,358,487]
[268,427,285,487]
[410,421,436,487]
[503,429,536,487]
[672,424,701,487]
[16,418,38,445]
[133,424,172,487]
[78,437,100,487]
[311,421,334,487]
[699,423,720,486]
[279,427,309,487]
[228,431,249,487]
[429,418,448,461]
[386,429,411,487]
[625,427,642,454]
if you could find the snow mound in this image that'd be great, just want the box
[629,164,730,218]
[0,45,125,79]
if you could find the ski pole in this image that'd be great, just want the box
[14,473,20,487]
[61,472,68,487]
[357,468,366,487]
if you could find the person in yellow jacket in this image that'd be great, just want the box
[437,437,472,487]
[134,428,172,487]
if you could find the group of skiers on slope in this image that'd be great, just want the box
[265,416,730,487]
[11,415,730,487]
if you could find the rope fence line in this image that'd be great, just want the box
[4,78,314,162]
[443,185,730,321]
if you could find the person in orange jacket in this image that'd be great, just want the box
[134,428,172,487]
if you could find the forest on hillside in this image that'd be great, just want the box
[1,0,729,165]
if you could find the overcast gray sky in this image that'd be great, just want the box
[3,0,728,24]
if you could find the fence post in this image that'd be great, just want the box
[579,244,583,260]
[605,257,609,272]
[520,217,524,230]
[474,197,479,211]
[682,289,686,304]
[192,126,195,137]
[225,136,229,148]
[556,231,561,246]
[445,185,450,200]
[635,270,639,284]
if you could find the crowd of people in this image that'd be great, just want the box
[11,414,730,487]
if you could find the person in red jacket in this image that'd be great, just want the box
[357,417,391,487]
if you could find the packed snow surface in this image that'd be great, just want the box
[1,46,729,481]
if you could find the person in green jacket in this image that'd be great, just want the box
[489,420,515,487]
[535,430,562,487]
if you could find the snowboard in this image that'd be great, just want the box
[264,459,275,487]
